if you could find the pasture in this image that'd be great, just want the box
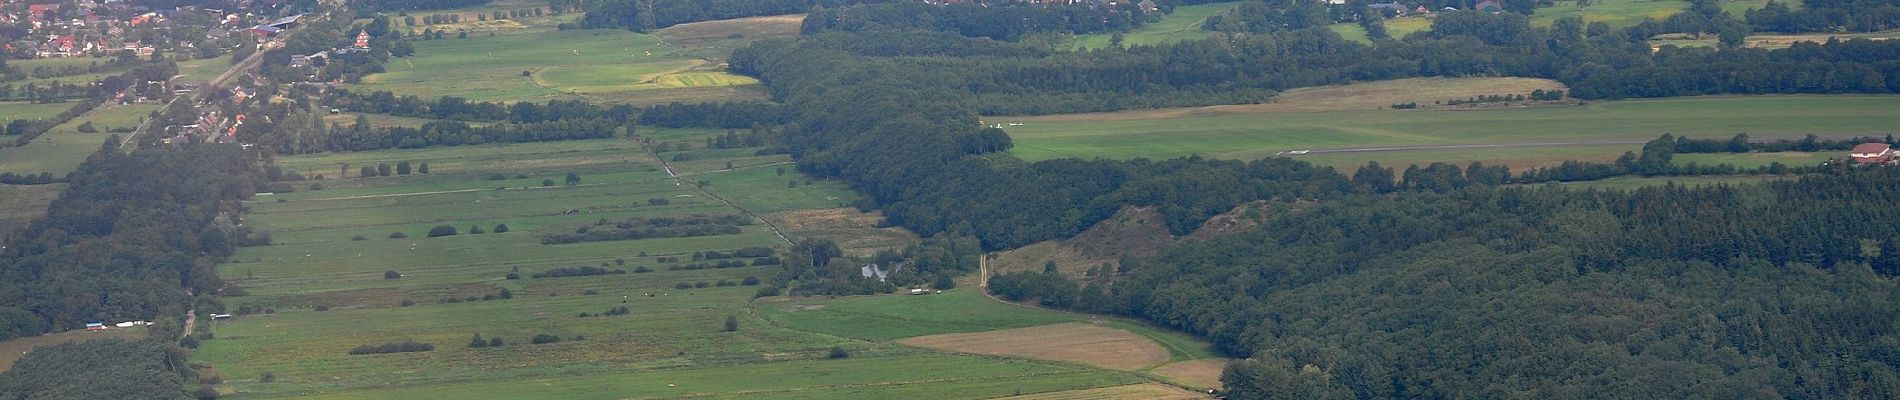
[1071,2,1240,50]
[0,103,159,176]
[900,322,1172,371]
[192,129,1212,398]
[0,101,70,123]
[1004,92,1900,171]
[353,29,760,104]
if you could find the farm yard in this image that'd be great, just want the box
[351,29,763,105]
[190,128,1219,398]
[1002,87,1900,172]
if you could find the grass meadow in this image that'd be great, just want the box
[1004,95,1900,171]
[0,103,158,176]
[0,101,71,122]
[1071,2,1240,50]
[192,128,1209,398]
[353,29,757,104]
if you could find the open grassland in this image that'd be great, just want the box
[195,130,1204,398]
[387,0,562,33]
[1745,30,1900,49]
[762,208,920,257]
[901,322,1172,371]
[1532,0,1690,28]
[0,183,63,242]
[1672,151,1836,168]
[0,326,147,374]
[0,103,158,176]
[177,55,236,82]
[1537,174,1789,190]
[0,101,71,122]
[319,112,473,130]
[1006,93,1900,171]
[1072,2,1240,50]
[655,14,805,62]
[355,29,758,104]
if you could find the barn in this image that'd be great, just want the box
[1850,143,1896,165]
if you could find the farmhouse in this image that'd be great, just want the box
[1850,143,1896,165]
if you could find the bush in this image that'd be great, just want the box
[647,198,670,205]
[259,372,276,382]
[352,234,367,241]
[427,225,458,237]
[192,387,221,400]
[742,276,761,286]
[541,179,554,187]
[506,272,521,280]
[385,270,402,279]
[494,224,509,233]
[633,266,653,273]
[723,316,739,332]
[348,340,434,355]
[314,304,331,311]
[582,289,599,295]
[829,346,849,359]
[754,286,781,298]
[488,337,503,347]
[469,333,487,348]
[400,299,415,307]
[180,336,199,349]
[389,232,408,239]
[500,288,513,299]
[674,282,693,289]
[531,334,561,344]
[310,182,324,191]
[694,281,710,288]
[470,225,485,234]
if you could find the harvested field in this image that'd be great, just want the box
[656,14,805,48]
[1746,30,1900,49]
[1001,383,1210,400]
[900,322,1171,371]
[763,208,919,256]
[1151,359,1228,390]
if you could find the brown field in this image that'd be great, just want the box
[0,326,149,373]
[763,208,920,256]
[900,322,1172,371]
[1002,383,1210,400]
[0,183,63,242]
[1009,77,1567,121]
[1150,359,1228,391]
[655,14,806,62]
[578,84,770,106]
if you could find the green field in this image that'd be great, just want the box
[1334,0,1768,43]
[354,29,758,104]
[1072,2,1240,50]
[1005,95,1900,171]
[192,130,1210,398]
[0,103,157,176]
[1672,151,1835,169]
[177,55,236,82]
[0,101,71,123]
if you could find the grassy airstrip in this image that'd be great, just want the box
[193,128,1218,398]
[1004,95,1900,171]
[352,29,757,104]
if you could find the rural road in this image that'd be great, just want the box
[651,151,793,245]
[1276,140,1648,156]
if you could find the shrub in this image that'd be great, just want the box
[723,316,739,332]
[715,280,736,287]
[582,289,599,295]
[829,346,849,359]
[469,333,487,348]
[488,337,503,347]
[427,225,458,237]
[506,272,521,280]
[310,182,324,191]
[400,299,415,307]
[418,163,429,174]
[385,270,402,279]
[499,288,513,299]
[633,266,653,273]
[470,225,484,234]
[347,340,434,355]
[314,304,330,311]
[647,198,670,205]
[694,281,710,288]
[199,373,223,384]
[351,234,367,241]
[482,294,496,301]
[259,372,276,382]
[493,224,509,233]
[935,274,957,290]
[389,232,408,239]
[531,334,561,344]
[674,282,693,289]
[541,179,554,187]
[180,336,199,348]
[192,387,221,400]
[754,286,781,298]
[742,276,761,286]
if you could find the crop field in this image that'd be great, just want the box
[1000,383,1209,399]
[353,29,760,104]
[0,101,70,122]
[900,322,1172,371]
[192,129,1210,398]
[654,14,805,62]
[1072,2,1240,50]
[0,103,159,176]
[1005,92,1900,171]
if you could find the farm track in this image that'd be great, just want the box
[648,149,793,245]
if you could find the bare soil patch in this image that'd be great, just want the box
[1009,77,1567,122]
[900,322,1171,371]
[1151,359,1228,391]
[1002,383,1210,400]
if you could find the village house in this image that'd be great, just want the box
[1850,143,1897,165]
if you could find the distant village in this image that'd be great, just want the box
[0,0,298,59]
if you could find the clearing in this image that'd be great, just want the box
[1072,2,1240,50]
[0,183,63,242]
[0,101,72,123]
[0,103,160,176]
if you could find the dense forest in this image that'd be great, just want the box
[996,169,1900,398]
[0,142,263,339]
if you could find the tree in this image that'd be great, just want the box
[470,225,485,234]
[378,163,393,177]
[531,334,561,344]
[385,270,402,279]
[565,172,581,186]
[494,224,509,233]
[489,337,503,347]
[1875,239,1900,277]
[828,346,849,359]
[428,225,458,237]
[418,163,430,174]
[500,287,513,299]
[723,316,739,332]
[389,231,408,239]
[469,333,488,348]
[542,179,555,187]
[362,166,377,177]
[397,161,412,175]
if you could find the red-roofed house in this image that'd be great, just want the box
[1851,143,1896,165]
